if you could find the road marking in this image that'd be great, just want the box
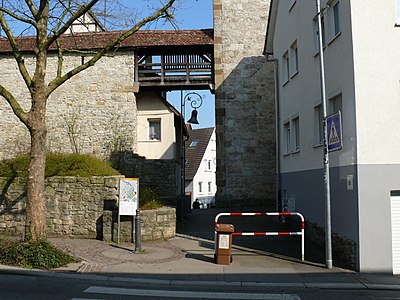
[71,298,105,300]
[85,286,301,299]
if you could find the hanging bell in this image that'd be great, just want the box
[187,109,199,124]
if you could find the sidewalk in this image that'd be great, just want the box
[1,208,400,290]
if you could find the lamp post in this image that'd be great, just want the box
[316,0,332,269]
[179,91,204,221]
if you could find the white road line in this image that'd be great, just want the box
[71,298,105,300]
[85,286,301,299]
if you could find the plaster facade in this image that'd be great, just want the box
[190,128,217,207]
[266,0,400,272]
[136,91,178,160]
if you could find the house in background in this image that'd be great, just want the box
[136,91,187,160]
[65,5,107,34]
[265,0,400,273]
[185,127,216,208]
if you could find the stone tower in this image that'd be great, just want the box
[213,0,276,206]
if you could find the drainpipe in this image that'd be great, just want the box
[266,54,281,212]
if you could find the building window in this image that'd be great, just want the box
[290,41,299,77]
[284,121,291,154]
[208,182,212,193]
[208,160,212,170]
[314,104,324,145]
[332,1,341,36]
[148,119,161,140]
[314,13,326,53]
[282,51,290,84]
[396,0,400,25]
[190,139,199,147]
[293,117,300,152]
[330,94,342,114]
[198,182,203,193]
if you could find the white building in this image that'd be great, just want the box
[65,6,106,34]
[265,0,400,273]
[185,127,216,208]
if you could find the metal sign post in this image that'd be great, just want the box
[316,0,333,269]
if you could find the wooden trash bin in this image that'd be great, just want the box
[215,223,234,265]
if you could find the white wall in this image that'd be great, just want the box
[349,0,400,272]
[350,1,400,164]
[191,129,216,206]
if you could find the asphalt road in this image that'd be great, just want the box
[1,272,400,300]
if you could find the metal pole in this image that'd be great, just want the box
[316,0,332,269]
[179,89,185,222]
[134,208,141,253]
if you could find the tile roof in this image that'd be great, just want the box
[0,29,214,53]
[185,127,214,180]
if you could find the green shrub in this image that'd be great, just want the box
[0,239,78,269]
[140,187,163,210]
[0,153,120,178]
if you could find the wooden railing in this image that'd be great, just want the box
[135,53,213,89]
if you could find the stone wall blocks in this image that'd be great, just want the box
[90,176,105,184]
[0,176,175,242]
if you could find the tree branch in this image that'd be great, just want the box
[47,0,176,95]
[24,0,38,20]
[45,0,99,49]
[0,11,32,89]
[0,84,28,125]
[0,6,37,28]
[52,2,72,78]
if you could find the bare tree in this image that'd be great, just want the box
[0,0,175,241]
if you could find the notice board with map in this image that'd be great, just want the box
[119,178,139,216]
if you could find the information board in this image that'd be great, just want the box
[119,178,139,216]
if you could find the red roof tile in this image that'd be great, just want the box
[0,29,214,53]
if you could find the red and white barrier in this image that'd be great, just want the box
[214,212,305,261]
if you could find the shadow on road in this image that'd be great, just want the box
[176,207,325,265]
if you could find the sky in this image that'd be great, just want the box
[126,0,215,129]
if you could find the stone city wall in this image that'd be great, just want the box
[0,51,137,160]
[113,152,179,201]
[214,0,276,207]
[0,176,176,241]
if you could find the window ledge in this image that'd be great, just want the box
[292,149,300,154]
[282,79,290,87]
[289,0,296,11]
[313,143,323,148]
[283,152,291,157]
[290,70,299,79]
[328,31,341,46]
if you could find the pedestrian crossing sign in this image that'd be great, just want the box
[326,111,342,152]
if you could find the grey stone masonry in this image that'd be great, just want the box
[0,52,137,160]
[214,0,276,206]
[0,176,176,242]
[102,207,176,243]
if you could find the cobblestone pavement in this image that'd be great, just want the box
[49,237,185,273]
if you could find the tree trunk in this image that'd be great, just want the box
[25,94,47,241]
